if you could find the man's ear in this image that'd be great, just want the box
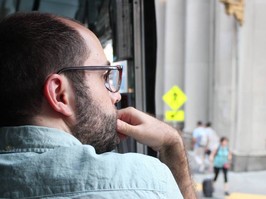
[43,74,74,117]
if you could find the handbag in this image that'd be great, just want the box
[223,163,230,169]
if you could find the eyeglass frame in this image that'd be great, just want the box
[56,65,123,93]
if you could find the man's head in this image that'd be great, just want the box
[206,122,212,127]
[0,12,121,153]
[197,121,202,126]
[0,12,88,125]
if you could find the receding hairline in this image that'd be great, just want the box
[53,15,91,61]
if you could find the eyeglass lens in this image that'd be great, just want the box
[106,69,120,92]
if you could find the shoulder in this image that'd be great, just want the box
[205,128,211,134]
[192,128,199,136]
[1,144,183,198]
[79,145,172,177]
[54,144,174,181]
[63,145,182,197]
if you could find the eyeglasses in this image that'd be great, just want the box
[56,65,123,93]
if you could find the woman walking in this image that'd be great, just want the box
[210,137,232,196]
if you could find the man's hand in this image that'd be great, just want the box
[116,107,197,199]
[116,107,181,152]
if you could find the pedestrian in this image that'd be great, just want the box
[0,12,196,198]
[205,122,219,155]
[192,121,208,172]
[205,122,219,171]
[210,137,232,196]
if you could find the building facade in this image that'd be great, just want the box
[155,0,266,171]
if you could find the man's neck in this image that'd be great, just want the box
[32,114,73,135]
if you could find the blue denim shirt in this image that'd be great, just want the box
[0,126,183,199]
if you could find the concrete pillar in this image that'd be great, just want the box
[155,0,186,119]
[232,0,266,171]
[212,0,266,171]
[184,0,212,132]
[211,2,236,140]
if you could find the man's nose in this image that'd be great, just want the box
[110,91,121,104]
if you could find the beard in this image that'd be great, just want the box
[70,82,120,154]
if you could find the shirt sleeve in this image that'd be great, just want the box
[161,163,184,199]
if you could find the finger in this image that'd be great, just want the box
[117,107,135,119]
[117,107,147,126]
[116,119,138,137]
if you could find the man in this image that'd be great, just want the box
[205,122,219,155]
[192,121,208,172]
[0,12,196,198]
[204,122,219,172]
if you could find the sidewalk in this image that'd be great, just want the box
[188,151,266,199]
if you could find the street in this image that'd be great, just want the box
[189,151,266,199]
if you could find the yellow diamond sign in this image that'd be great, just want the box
[163,86,187,110]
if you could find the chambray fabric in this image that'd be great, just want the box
[0,126,183,199]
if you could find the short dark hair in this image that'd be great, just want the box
[220,137,228,143]
[197,121,202,126]
[0,12,89,126]
[206,122,212,127]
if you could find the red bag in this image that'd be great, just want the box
[223,163,230,169]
